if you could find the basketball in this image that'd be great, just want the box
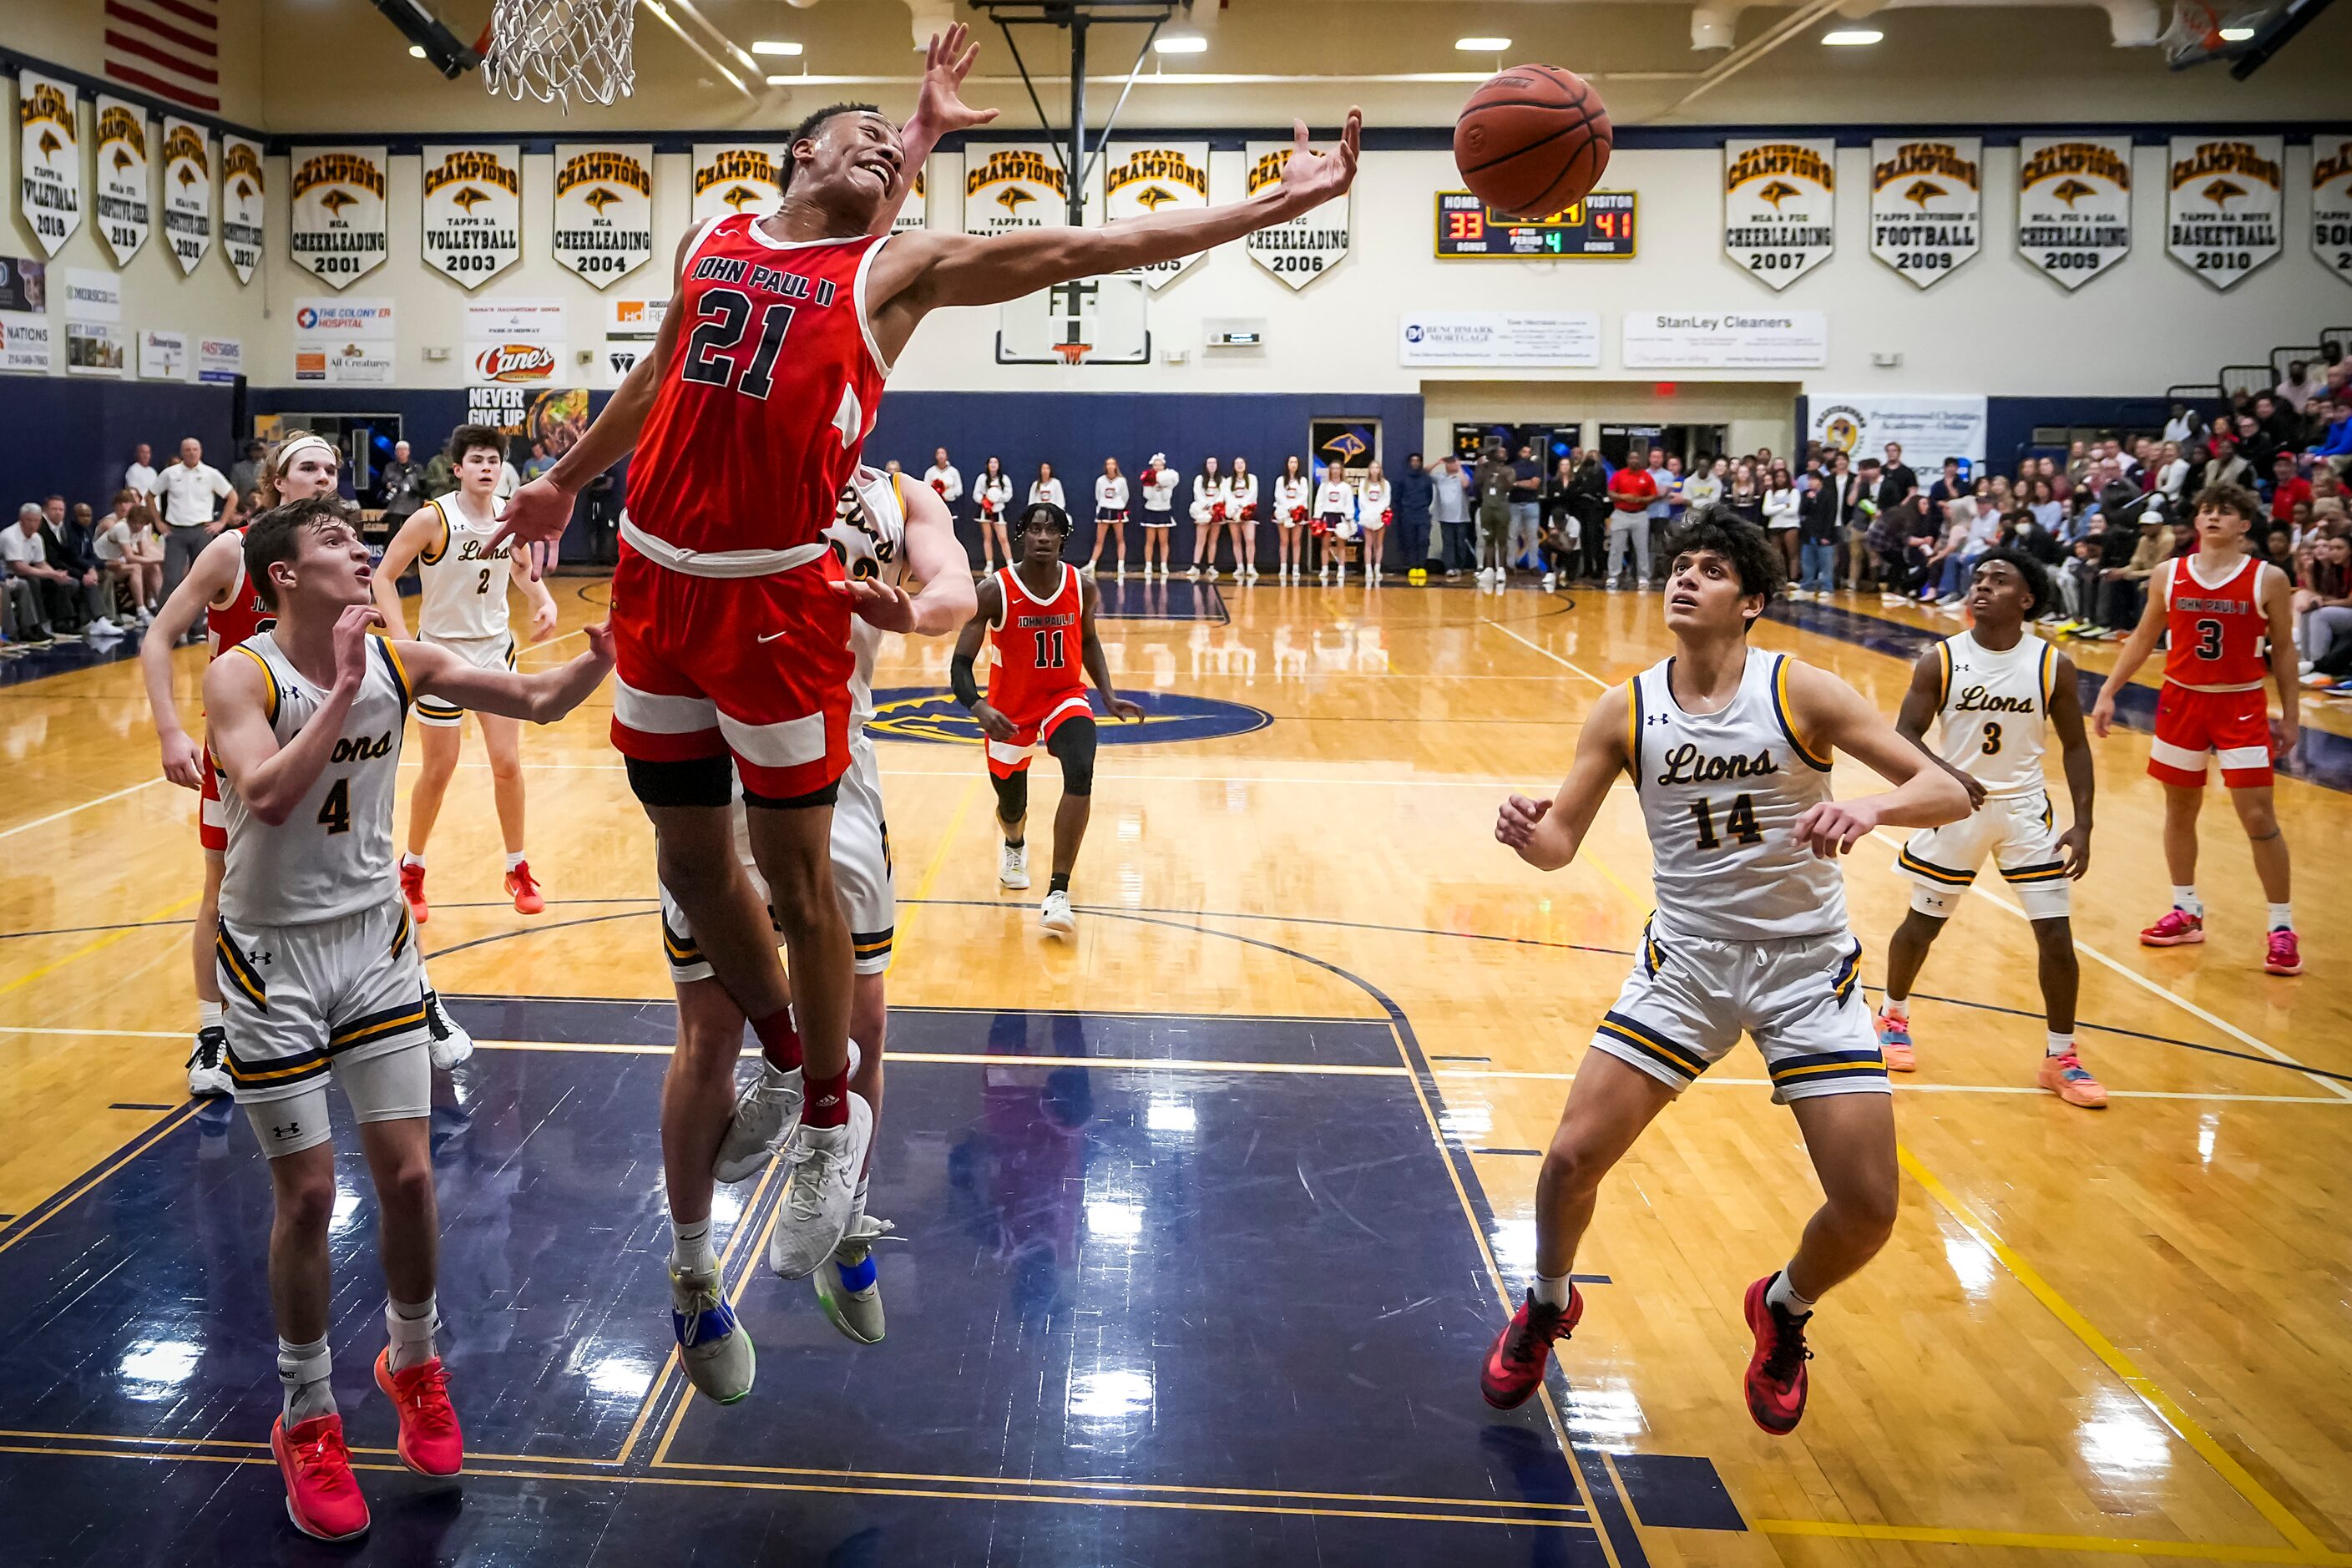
[1453,64,1612,219]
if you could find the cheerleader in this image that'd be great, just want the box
[1356,459,1393,585]
[1186,456,1231,581]
[1089,457,1130,577]
[975,456,1014,572]
[1139,453,1178,579]
[1272,456,1312,582]
[1314,463,1358,585]
[1227,456,1261,582]
[1029,461,1066,512]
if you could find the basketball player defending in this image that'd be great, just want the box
[1874,549,2102,1106]
[373,425,560,918]
[140,433,474,1097]
[953,503,1142,936]
[2092,484,2300,975]
[206,498,609,1540]
[492,25,1358,1270]
[1481,511,1968,1434]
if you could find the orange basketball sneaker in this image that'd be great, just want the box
[373,1348,464,1477]
[2036,1050,2108,1109]
[2139,907,2203,947]
[506,859,544,915]
[1479,1285,1584,1409]
[272,1412,370,1540]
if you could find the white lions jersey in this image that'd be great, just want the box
[415,493,516,641]
[217,630,413,927]
[827,464,912,727]
[1928,630,2056,799]
[1628,648,1848,942]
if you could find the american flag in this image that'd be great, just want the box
[104,0,220,114]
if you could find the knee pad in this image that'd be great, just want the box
[744,778,840,811]
[1047,716,1098,797]
[1909,885,1960,919]
[991,766,1029,824]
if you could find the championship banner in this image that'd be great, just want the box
[1869,137,1980,287]
[2016,135,2130,291]
[691,144,785,224]
[162,118,213,276]
[2167,136,2282,291]
[2313,134,2352,286]
[1722,139,1834,291]
[18,72,83,256]
[1103,141,1209,288]
[553,144,653,286]
[288,146,388,289]
[420,144,522,289]
[221,135,264,285]
[94,97,151,266]
[1243,140,1350,290]
[964,144,1076,235]
[892,159,930,234]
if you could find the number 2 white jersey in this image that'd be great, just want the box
[827,464,912,728]
[415,493,518,642]
[1629,648,1849,942]
[1927,630,2057,800]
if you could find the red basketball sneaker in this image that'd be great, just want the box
[505,859,544,916]
[1742,1274,1813,1435]
[400,860,429,925]
[2264,929,2303,976]
[2139,908,2203,947]
[1479,1286,1584,1409]
[272,1412,370,1540]
[373,1349,464,1477]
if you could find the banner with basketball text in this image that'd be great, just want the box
[161,118,212,276]
[221,135,264,285]
[893,158,931,234]
[92,97,151,267]
[1103,142,1210,289]
[1869,137,1980,287]
[551,144,653,287]
[1722,139,1834,291]
[2313,134,2352,287]
[691,144,785,225]
[965,144,1079,235]
[2167,136,2282,291]
[420,144,522,290]
[287,145,387,289]
[18,72,83,256]
[2015,135,2130,291]
[1244,140,1350,290]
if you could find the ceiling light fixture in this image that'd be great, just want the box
[2217,24,2256,38]
[1822,27,1884,45]
[1154,33,1208,53]
[751,40,803,56]
[407,43,427,58]
[1455,37,1511,53]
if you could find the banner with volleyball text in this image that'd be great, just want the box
[1102,142,1210,289]
[2311,134,2352,287]
[1722,139,1834,291]
[2015,135,2130,291]
[162,118,213,276]
[18,72,83,256]
[2167,136,2282,291]
[1243,140,1349,290]
[287,145,388,289]
[1869,137,1981,288]
[220,134,263,285]
[691,144,785,225]
[420,144,522,289]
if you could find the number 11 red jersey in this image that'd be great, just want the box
[986,564,1087,726]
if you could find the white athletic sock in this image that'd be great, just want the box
[402,852,426,871]
[671,1216,716,1274]
[2172,886,2202,917]
[200,999,224,1029]
[504,851,526,871]
[386,1295,438,1373]
[1881,994,1909,1020]
[2267,903,2293,932]
[1531,1272,1573,1308]
[278,1336,335,1424]
[2046,1031,2076,1060]
[1765,1271,1818,1319]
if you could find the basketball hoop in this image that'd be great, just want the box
[481,0,637,108]
[1050,341,1093,368]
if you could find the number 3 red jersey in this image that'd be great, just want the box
[2158,554,2274,692]
[986,564,1087,725]
[625,216,892,564]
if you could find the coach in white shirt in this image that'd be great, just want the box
[923,448,964,509]
[124,442,159,498]
[151,437,240,610]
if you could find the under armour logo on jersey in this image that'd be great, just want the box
[271,1120,302,1141]
[1646,712,1672,726]
[255,950,275,966]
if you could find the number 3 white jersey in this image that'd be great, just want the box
[827,463,911,727]
[415,492,517,642]
[1927,630,2055,799]
[1628,648,1848,941]
[217,630,414,928]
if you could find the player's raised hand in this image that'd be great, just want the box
[331,604,386,692]
[158,728,205,791]
[1106,695,1144,722]
[1496,792,1551,852]
[918,23,999,134]
[1791,798,1878,859]
[971,700,1017,743]
[832,576,918,632]
[490,476,574,573]
[1274,109,1363,211]
[2089,690,2117,739]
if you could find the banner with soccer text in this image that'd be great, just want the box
[691,144,785,225]
[1102,142,1210,289]
[288,146,388,289]
[93,97,150,266]
[1243,140,1349,290]
[552,144,653,287]
[2313,134,2352,287]
[162,118,213,276]
[1722,139,1834,291]
[965,144,1080,235]
[892,159,931,234]
[221,135,265,285]
[1869,137,1981,288]
[2015,135,2130,291]
[18,71,83,256]
[2167,136,2282,291]
[420,144,522,289]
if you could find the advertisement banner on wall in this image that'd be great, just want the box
[18,72,82,256]
[1,313,49,373]
[691,144,786,225]
[552,144,654,286]
[64,267,121,322]
[161,119,213,276]
[601,343,642,387]
[221,135,265,285]
[1809,394,1988,471]
[1621,311,1827,369]
[465,387,591,465]
[421,145,522,289]
[93,97,151,266]
[606,296,667,340]
[2312,134,2352,286]
[1243,141,1349,290]
[1398,311,1601,367]
[466,297,564,383]
[2167,135,2282,291]
[1869,137,1981,287]
[1722,139,1835,291]
[293,296,394,384]
[198,336,241,383]
[67,320,125,377]
[288,146,389,289]
[139,328,190,381]
[1102,142,1210,288]
[2015,135,2131,291]
[0,254,43,313]
[964,144,1080,235]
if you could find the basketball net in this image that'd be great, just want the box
[481,0,637,108]
[1051,341,1093,368]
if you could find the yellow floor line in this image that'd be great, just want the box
[887,774,980,955]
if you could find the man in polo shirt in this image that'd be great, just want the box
[151,437,240,623]
[1606,448,1661,589]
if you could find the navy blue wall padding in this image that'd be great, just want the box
[1985,396,2183,464]
[0,380,236,516]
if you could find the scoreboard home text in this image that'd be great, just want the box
[1434,190,1638,259]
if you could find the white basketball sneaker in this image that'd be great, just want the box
[768,1092,873,1281]
[813,1212,897,1345]
[713,1060,805,1184]
[1040,888,1076,936]
[670,1259,756,1403]
[423,988,473,1070]
[999,839,1030,889]
[186,1025,232,1098]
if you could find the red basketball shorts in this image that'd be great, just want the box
[199,744,227,852]
[985,691,1094,778]
[2148,683,2274,790]
[608,550,855,799]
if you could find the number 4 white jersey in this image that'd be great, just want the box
[826,463,911,727]
[1927,630,2056,800]
[415,492,518,642]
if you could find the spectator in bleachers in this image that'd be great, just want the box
[2089,513,2169,639]
[1795,450,1854,598]
[1846,456,1884,591]
[1724,458,1762,529]
[1393,453,1434,579]
[38,496,118,637]
[124,495,164,609]
[94,493,152,623]
[1879,443,1919,517]
[2202,437,2249,492]
[2295,533,2352,680]
[124,442,158,498]
[1681,454,1725,513]
[226,439,266,499]
[1473,443,1515,587]
[151,438,238,615]
[2314,402,2351,473]
[3,503,64,645]
[1430,452,1471,580]
[2279,360,2315,415]
[1508,443,1543,570]
[2153,441,2190,500]
[379,440,427,532]
[2267,451,2312,524]
[1762,463,1800,580]
[2162,403,2202,444]
[2239,407,2284,471]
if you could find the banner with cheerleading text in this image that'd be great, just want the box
[1103,142,1210,289]
[1722,139,1834,291]
[691,144,785,225]
[2167,136,2282,291]
[18,72,83,256]
[162,118,213,276]
[964,144,1080,235]
[287,145,388,289]
[2015,135,2131,291]
[552,144,654,287]
[221,135,264,285]
[420,144,522,289]
[1869,137,1981,288]
[1243,140,1349,290]
[2313,134,2352,287]
[94,97,150,266]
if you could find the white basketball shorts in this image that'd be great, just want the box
[1898,790,2071,919]
[415,631,516,728]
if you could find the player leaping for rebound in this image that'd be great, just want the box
[491,20,1361,1275]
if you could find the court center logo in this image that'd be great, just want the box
[867,689,1271,747]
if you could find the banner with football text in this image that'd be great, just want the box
[892,158,931,234]
[1243,140,1350,290]
[288,146,388,289]
[1102,142,1210,288]
[93,97,151,266]
[18,72,83,256]
[2015,135,2131,291]
[1722,139,1834,291]
[221,135,265,285]
[1869,137,1981,287]
[420,144,522,289]
[964,144,1079,235]
[691,144,785,225]
[550,144,653,287]
[162,118,213,276]
[2167,136,2282,291]
[2313,134,2352,286]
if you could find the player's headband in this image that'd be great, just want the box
[273,435,336,469]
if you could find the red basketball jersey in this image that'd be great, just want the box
[2159,554,2272,692]
[207,529,270,655]
[625,216,890,561]
[986,564,1086,722]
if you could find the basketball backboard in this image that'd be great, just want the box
[997,275,1151,366]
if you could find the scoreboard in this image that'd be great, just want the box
[1434,190,1637,259]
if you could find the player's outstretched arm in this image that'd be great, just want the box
[2048,653,2096,878]
[870,24,998,236]
[1782,661,1971,857]
[370,504,441,641]
[139,529,247,787]
[1898,645,1985,810]
[896,476,978,635]
[203,604,376,825]
[1498,684,1629,873]
[2090,572,2169,736]
[1079,576,1141,721]
[399,621,614,725]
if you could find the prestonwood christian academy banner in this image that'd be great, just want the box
[18,72,82,256]
[2167,135,2282,291]
[162,119,212,276]
[1809,394,1986,473]
[965,144,1077,234]
[1103,142,1209,288]
[1869,137,1980,287]
[1244,141,1349,290]
[93,98,151,266]
[420,144,522,289]
[221,135,264,285]
[288,146,388,289]
[2312,134,2352,286]
[1722,139,1834,291]
[2016,134,2130,291]
[553,144,654,286]
[691,144,784,225]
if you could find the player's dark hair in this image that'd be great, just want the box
[448,423,507,463]
[1970,545,2053,617]
[783,103,883,190]
[2191,482,2263,529]
[243,496,352,609]
[1019,502,1073,538]
[1665,505,1783,622]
